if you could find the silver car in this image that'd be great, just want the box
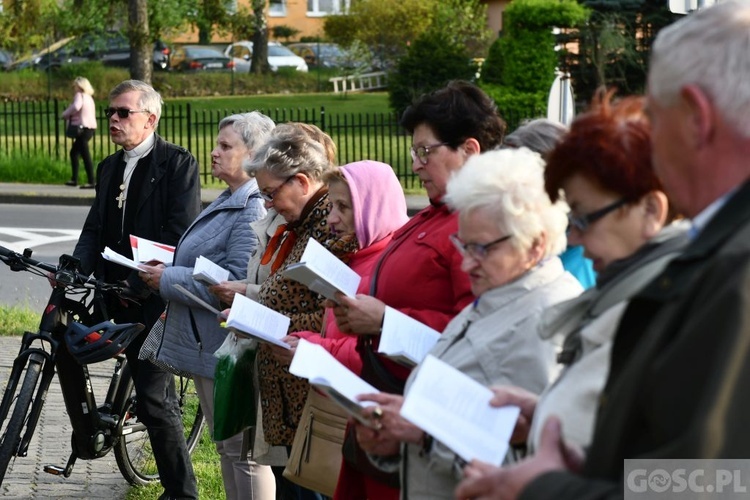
[224,41,308,73]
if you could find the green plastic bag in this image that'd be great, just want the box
[213,333,257,441]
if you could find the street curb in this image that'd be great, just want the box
[0,191,430,215]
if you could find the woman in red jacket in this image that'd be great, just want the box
[328,80,507,499]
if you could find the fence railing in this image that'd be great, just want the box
[0,100,541,188]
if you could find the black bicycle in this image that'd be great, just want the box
[0,245,205,486]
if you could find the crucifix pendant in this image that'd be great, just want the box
[116,188,126,209]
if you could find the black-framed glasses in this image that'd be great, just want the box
[104,107,150,119]
[449,233,513,260]
[410,142,448,165]
[259,175,296,202]
[567,198,629,232]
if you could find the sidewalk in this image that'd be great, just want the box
[0,337,130,499]
[0,182,430,215]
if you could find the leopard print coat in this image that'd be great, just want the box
[256,191,353,445]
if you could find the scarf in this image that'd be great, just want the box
[259,186,329,273]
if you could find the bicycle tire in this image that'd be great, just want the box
[177,375,205,454]
[0,357,43,483]
[113,372,204,486]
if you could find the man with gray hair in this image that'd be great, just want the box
[455,3,750,498]
[73,79,201,499]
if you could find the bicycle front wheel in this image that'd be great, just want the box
[0,356,43,482]
[113,372,204,486]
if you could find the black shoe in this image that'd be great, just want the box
[65,180,77,187]
[79,183,95,189]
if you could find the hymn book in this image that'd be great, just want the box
[129,235,175,264]
[289,339,379,428]
[282,238,361,302]
[192,255,230,287]
[101,247,145,272]
[400,355,521,466]
[377,306,441,367]
[224,293,291,349]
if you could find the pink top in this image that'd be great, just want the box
[62,92,97,129]
[293,160,409,373]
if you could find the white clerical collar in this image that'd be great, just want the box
[124,133,156,160]
[117,134,156,214]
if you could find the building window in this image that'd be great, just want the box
[270,0,286,17]
[307,0,349,16]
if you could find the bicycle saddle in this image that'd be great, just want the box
[65,321,145,364]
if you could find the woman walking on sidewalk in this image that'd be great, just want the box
[61,76,97,188]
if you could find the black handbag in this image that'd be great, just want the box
[65,123,83,139]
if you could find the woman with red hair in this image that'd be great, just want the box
[476,89,689,455]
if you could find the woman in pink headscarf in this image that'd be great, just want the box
[270,159,409,499]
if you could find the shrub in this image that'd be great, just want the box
[0,65,331,101]
[388,32,475,116]
[480,83,546,131]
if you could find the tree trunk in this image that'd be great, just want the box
[250,0,270,74]
[129,0,152,84]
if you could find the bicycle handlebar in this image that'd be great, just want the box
[0,245,129,296]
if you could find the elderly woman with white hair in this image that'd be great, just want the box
[352,147,583,499]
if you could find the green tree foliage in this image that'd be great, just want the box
[562,0,680,100]
[388,31,476,116]
[226,7,257,41]
[325,0,490,70]
[479,0,588,127]
[184,0,233,44]
[0,0,61,55]
[272,25,301,43]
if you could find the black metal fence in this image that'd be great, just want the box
[1,100,540,188]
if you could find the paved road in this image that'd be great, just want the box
[0,336,131,499]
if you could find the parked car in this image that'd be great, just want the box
[170,45,235,72]
[287,42,349,69]
[224,41,308,73]
[0,49,14,71]
[97,34,171,71]
[13,33,170,71]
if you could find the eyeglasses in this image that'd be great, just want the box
[567,198,629,232]
[259,175,296,202]
[104,107,150,119]
[410,142,448,165]
[449,233,512,260]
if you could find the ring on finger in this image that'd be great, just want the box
[372,406,384,420]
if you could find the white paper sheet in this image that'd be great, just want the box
[400,355,521,465]
[193,255,230,287]
[130,235,175,264]
[102,246,145,272]
[282,239,361,302]
[378,306,441,367]
[290,339,379,427]
[225,293,291,349]
[172,284,225,318]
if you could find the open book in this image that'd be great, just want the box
[400,355,521,466]
[193,255,230,287]
[225,293,291,349]
[172,284,226,319]
[289,339,379,428]
[101,247,145,272]
[377,306,441,367]
[130,235,175,265]
[282,238,361,302]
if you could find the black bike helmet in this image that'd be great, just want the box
[64,321,145,364]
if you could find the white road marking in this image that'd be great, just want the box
[0,227,81,253]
